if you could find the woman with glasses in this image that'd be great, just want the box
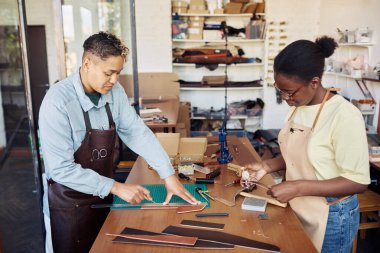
[241,36,370,253]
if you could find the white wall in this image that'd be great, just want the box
[262,0,321,129]
[319,0,380,131]
[262,0,380,130]
[135,0,172,72]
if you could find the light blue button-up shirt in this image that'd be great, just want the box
[39,70,174,215]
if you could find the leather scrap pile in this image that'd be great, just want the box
[110,226,280,251]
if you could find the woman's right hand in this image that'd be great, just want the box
[111,182,151,204]
[240,162,269,188]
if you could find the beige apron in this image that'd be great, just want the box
[278,90,331,252]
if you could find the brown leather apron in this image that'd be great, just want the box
[48,103,116,253]
[278,90,331,252]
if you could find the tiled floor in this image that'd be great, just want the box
[0,156,44,253]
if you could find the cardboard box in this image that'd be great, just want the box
[202,75,226,86]
[172,6,188,14]
[187,27,203,40]
[214,8,224,14]
[189,21,203,28]
[203,29,222,40]
[119,72,180,98]
[224,2,243,14]
[118,73,180,123]
[178,102,191,137]
[189,0,206,9]
[172,0,188,8]
[156,133,208,165]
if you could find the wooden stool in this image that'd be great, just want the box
[351,190,380,253]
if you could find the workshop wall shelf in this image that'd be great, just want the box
[173,38,265,43]
[180,87,263,91]
[323,42,377,128]
[171,3,266,132]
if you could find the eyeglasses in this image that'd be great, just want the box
[273,82,304,100]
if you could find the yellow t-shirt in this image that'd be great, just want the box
[285,95,370,184]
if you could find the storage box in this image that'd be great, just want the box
[203,29,223,40]
[224,2,243,14]
[178,102,191,137]
[172,6,188,14]
[202,75,226,86]
[156,133,208,165]
[188,27,203,40]
[189,0,206,9]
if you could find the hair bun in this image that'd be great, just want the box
[315,36,338,58]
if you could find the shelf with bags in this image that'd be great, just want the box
[323,71,362,80]
[173,38,264,43]
[171,1,266,132]
[173,62,264,67]
[174,13,254,18]
[338,43,374,47]
[324,42,374,81]
[180,86,262,91]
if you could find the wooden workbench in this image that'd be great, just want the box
[90,137,317,253]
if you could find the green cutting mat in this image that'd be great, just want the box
[112,184,210,209]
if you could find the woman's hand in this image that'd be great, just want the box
[163,175,199,205]
[111,182,151,204]
[240,162,269,188]
[268,181,301,203]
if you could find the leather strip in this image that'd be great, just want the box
[112,227,234,249]
[162,226,280,252]
[106,233,197,246]
[176,203,206,213]
[180,220,225,230]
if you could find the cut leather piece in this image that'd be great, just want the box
[162,226,280,252]
[180,220,225,230]
[140,205,178,210]
[106,233,197,246]
[176,203,206,213]
[112,227,234,249]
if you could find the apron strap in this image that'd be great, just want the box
[287,107,298,121]
[105,103,115,127]
[311,89,331,131]
[82,103,115,131]
[82,109,91,131]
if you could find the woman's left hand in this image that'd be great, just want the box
[268,181,301,203]
[163,175,199,205]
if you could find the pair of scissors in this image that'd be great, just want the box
[195,187,215,203]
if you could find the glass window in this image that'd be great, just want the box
[62,0,133,76]
[0,1,44,252]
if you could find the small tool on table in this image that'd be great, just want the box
[178,173,215,184]
[206,168,221,179]
[195,187,215,203]
[225,179,240,187]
